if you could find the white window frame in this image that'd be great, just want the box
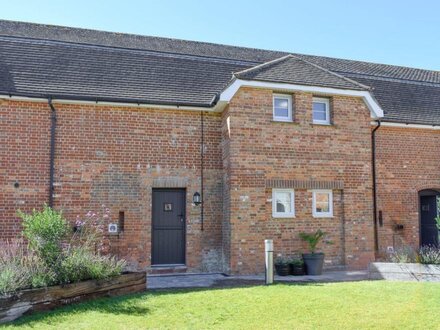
[272,189,295,218]
[312,190,333,217]
[312,97,331,125]
[273,94,293,122]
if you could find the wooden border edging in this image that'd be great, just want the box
[0,271,147,324]
[369,262,440,281]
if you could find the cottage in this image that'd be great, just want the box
[1,20,439,274]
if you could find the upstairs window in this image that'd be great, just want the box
[272,189,295,218]
[312,190,333,217]
[312,97,330,125]
[273,94,292,122]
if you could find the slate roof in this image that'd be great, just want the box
[234,55,368,91]
[0,20,439,125]
[0,36,248,106]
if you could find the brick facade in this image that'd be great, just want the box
[1,88,438,274]
[223,88,375,274]
[0,101,50,238]
[1,100,224,272]
[375,126,440,253]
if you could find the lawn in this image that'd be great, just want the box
[2,281,440,329]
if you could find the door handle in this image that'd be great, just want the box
[178,214,184,222]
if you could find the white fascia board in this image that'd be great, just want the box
[0,94,48,103]
[219,79,384,119]
[0,94,217,112]
[371,121,440,130]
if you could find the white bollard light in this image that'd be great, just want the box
[265,239,274,285]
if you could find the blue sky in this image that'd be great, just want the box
[2,0,440,70]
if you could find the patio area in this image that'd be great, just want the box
[147,270,369,289]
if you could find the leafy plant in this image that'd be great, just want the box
[435,216,440,231]
[299,229,332,254]
[0,239,55,296]
[288,258,304,266]
[0,205,126,296]
[388,246,418,263]
[274,256,290,266]
[58,246,125,284]
[18,205,68,268]
[418,245,440,265]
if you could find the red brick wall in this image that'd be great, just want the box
[0,101,50,238]
[4,94,438,275]
[375,126,440,253]
[224,87,375,274]
[221,106,232,272]
[0,100,223,272]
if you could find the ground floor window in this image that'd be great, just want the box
[272,189,295,218]
[312,190,333,217]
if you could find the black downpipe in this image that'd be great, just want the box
[48,98,57,208]
[372,120,381,252]
[200,111,204,231]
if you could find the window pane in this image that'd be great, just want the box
[275,98,288,109]
[274,97,289,118]
[313,102,326,112]
[316,202,329,213]
[313,102,327,121]
[276,192,291,213]
[313,110,327,121]
[315,193,329,212]
[275,107,289,118]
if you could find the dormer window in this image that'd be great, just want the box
[312,97,330,125]
[273,94,292,122]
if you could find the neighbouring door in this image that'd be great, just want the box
[420,195,439,247]
[152,189,186,265]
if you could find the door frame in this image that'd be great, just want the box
[418,189,440,247]
[151,188,187,266]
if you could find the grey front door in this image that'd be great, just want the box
[420,195,439,247]
[152,189,186,265]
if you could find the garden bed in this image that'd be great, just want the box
[0,271,146,324]
[368,262,440,281]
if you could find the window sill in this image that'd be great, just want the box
[310,123,336,128]
[272,214,296,218]
[312,215,334,218]
[271,120,299,125]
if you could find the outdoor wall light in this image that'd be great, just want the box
[193,192,202,205]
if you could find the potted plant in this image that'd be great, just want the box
[289,258,305,276]
[274,256,290,276]
[299,229,332,275]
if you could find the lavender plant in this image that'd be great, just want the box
[0,205,125,296]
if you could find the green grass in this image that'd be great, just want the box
[2,281,440,329]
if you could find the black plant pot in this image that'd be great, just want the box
[275,264,290,276]
[302,253,325,275]
[290,264,305,276]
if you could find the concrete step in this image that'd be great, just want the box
[147,265,187,275]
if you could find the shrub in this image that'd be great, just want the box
[418,246,440,265]
[274,256,289,266]
[0,205,126,296]
[289,258,304,266]
[18,205,68,268]
[58,246,125,284]
[388,246,418,263]
[0,240,55,296]
[0,265,29,297]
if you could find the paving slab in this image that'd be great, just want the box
[147,270,369,290]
